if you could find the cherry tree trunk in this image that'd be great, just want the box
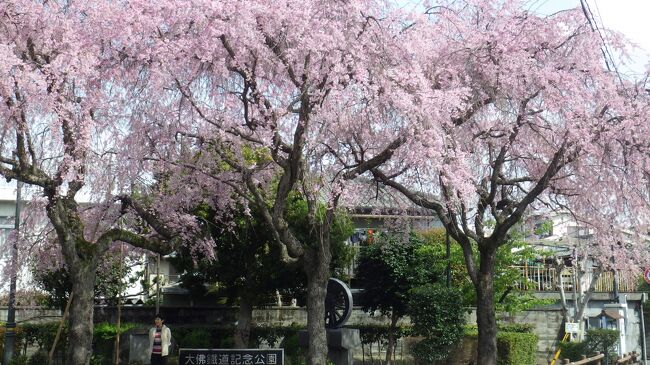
[304,245,331,365]
[67,263,97,365]
[234,293,253,349]
[475,248,498,365]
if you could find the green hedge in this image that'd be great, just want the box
[354,323,537,364]
[496,332,538,365]
[464,324,537,365]
[558,329,619,363]
[408,284,467,362]
[5,321,539,365]
[353,323,413,345]
[497,323,534,333]
[464,323,534,334]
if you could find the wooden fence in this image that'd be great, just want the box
[561,352,604,365]
[616,352,640,364]
[559,350,639,364]
[512,266,639,293]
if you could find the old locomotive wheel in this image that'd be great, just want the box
[324,278,353,329]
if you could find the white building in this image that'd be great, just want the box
[0,182,148,306]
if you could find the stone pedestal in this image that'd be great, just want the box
[298,328,361,365]
[128,329,151,364]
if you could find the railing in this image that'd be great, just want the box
[595,271,637,293]
[513,265,572,291]
[616,351,640,364]
[149,273,181,286]
[512,266,639,293]
[561,351,641,365]
[561,352,604,365]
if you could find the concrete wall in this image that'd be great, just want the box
[0,306,61,323]
[94,305,408,328]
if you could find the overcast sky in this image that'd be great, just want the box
[401,0,650,77]
[530,0,649,77]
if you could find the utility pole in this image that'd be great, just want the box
[114,243,124,365]
[3,181,22,365]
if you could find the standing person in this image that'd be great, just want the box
[148,314,171,365]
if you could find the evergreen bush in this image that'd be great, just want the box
[407,284,466,362]
[496,331,537,365]
[558,328,619,363]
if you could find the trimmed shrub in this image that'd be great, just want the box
[558,328,619,363]
[354,323,413,346]
[17,321,142,365]
[584,328,619,361]
[464,323,534,334]
[176,328,213,348]
[558,341,588,362]
[497,323,534,333]
[496,331,538,365]
[407,284,467,362]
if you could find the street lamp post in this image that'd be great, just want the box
[445,227,451,288]
[445,211,452,288]
[3,181,22,365]
[156,253,161,315]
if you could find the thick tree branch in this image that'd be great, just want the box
[243,172,303,263]
[343,135,407,180]
[452,97,493,126]
[118,195,175,239]
[96,228,174,255]
[492,142,571,243]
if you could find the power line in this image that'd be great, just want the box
[579,0,625,85]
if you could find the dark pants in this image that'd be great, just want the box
[151,354,168,365]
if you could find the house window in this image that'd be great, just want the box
[0,216,13,229]
[567,225,592,238]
